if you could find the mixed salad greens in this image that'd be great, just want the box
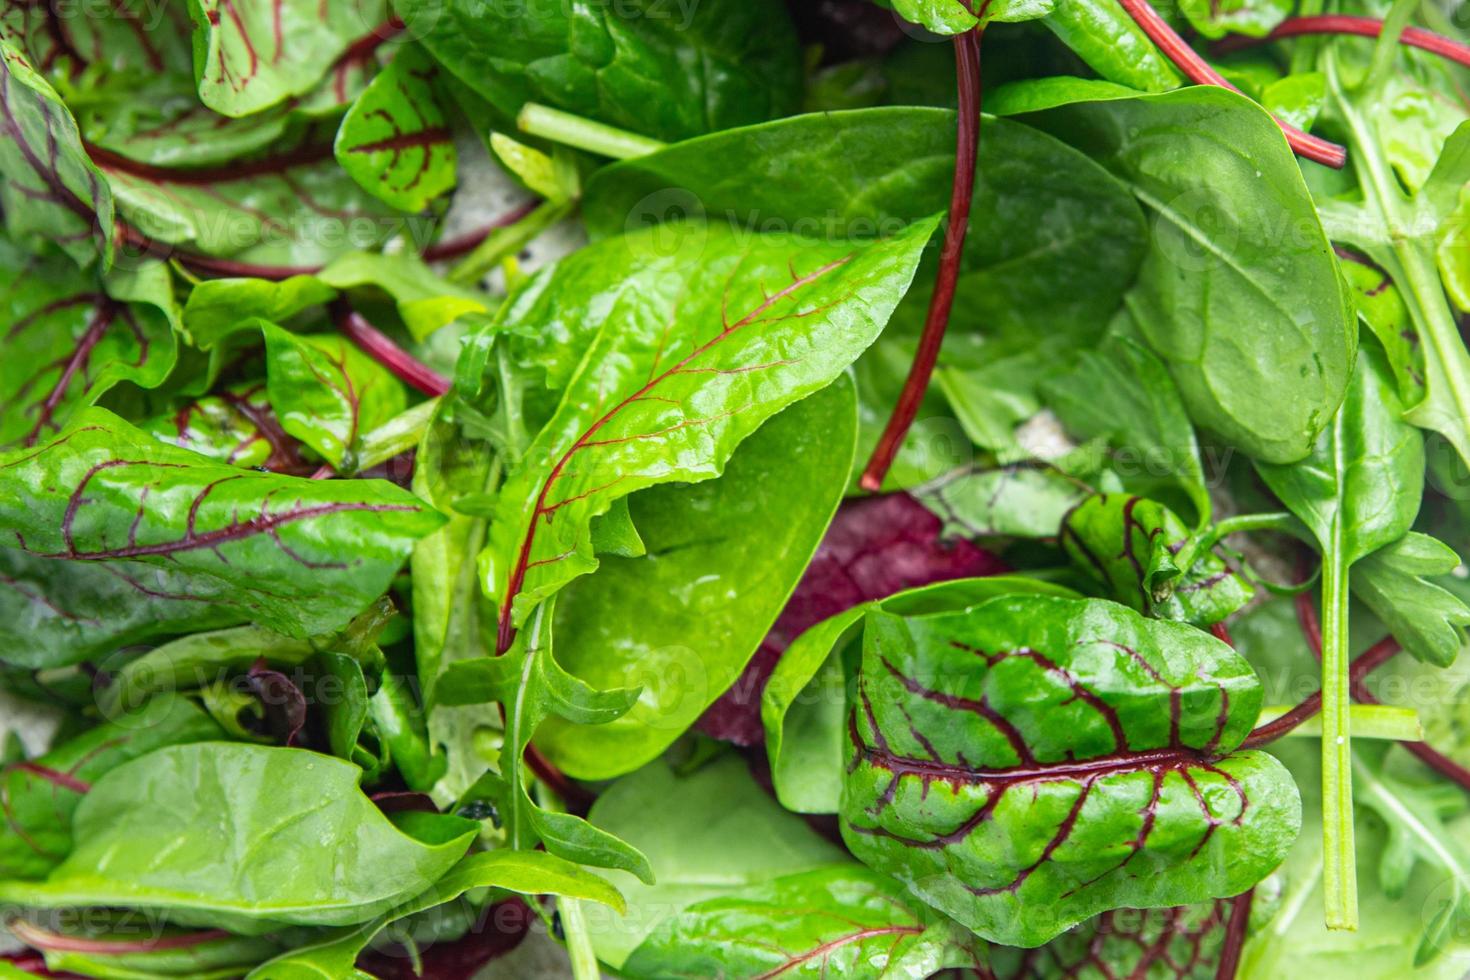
[3,0,1470,976]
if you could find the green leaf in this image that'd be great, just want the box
[1040,10,1180,93]
[0,37,113,265]
[623,864,983,978]
[137,382,305,472]
[368,669,443,791]
[1353,532,1470,668]
[1041,334,1211,525]
[246,849,623,979]
[261,327,407,470]
[188,0,388,116]
[1060,494,1253,627]
[912,463,1091,540]
[0,239,176,450]
[533,378,856,779]
[764,576,1081,815]
[0,408,444,639]
[1178,0,1290,38]
[481,217,938,632]
[987,900,1233,979]
[0,698,222,879]
[335,46,456,212]
[999,83,1356,464]
[16,920,279,980]
[586,754,849,969]
[841,594,1299,946]
[0,743,475,933]
[398,0,801,142]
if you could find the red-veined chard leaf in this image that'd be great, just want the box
[334,45,455,212]
[697,490,1007,748]
[994,83,1355,464]
[480,216,939,637]
[988,900,1233,978]
[0,743,475,933]
[0,0,191,78]
[0,237,177,450]
[260,326,406,470]
[1060,493,1253,628]
[0,35,113,265]
[0,408,444,640]
[395,0,801,142]
[187,0,387,116]
[622,864,983,979]
[14,921,278,979]
[841,593,1299,946]
[0,697,222,879]
[93,127,401,267]
[138,381,308,472]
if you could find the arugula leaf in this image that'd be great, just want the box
[1353,532,1470,668]
[334,45,456,212]
[481,217,938,639]
[0,743,475,933]
[0,698,222,879]
[1060,493,1253,627]
[0,408,444,638]
[623,864,983,978]
[534,377,857,778]
[997,83,1356,464]
[841,594,1299,946]
[397,0,801,142]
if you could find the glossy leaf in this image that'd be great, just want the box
[1040,5,1180,93]
[988,901,1231,979]
[0,408,444,639]
[0,743,475,933]
[1060,494,1253,627]
[623,864,983,978]
[1353,532,1470,669]
[1178,0,1290,39]
[261,326,406,470]
[841,594,1299,946]
[0,36,113,265]
[481,217,938,632]
[0,238,176,450]
[334,46,455,212]
[1000,83,1356,464]
[138,382,307,472]
[697,487,1006,749]
[586,754,848,969]
[397,0,801,143]
[0,698,221,879]
[913,463,1091,540]
[189,0,388,116]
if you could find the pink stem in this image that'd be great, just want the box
[331,301,450,397]
[1222,14,1470,69]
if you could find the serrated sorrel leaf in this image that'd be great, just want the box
[0,408,443,639]
[840,593,1299,946]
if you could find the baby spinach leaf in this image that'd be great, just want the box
[0,743,475,934]
[0,238,176,450]
[586,754,849,969]
[1177,0,1290,38]
[533,379,856,778]
[0,408,444,638]
[0,698,222,879]
[481,217,938,639]
[1040,334,1211,525]
[622,864,983,978]
[397,0,801,142]
[334,46,456,212]
[0,36,113,265]
[841,594,1299,946]
[260,327,407,471]
[1060,494,1253,627]
[1353,532,1470,668]
[189,0,387,116]
[999,84,1356,464]
[1040,3,1180,93]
